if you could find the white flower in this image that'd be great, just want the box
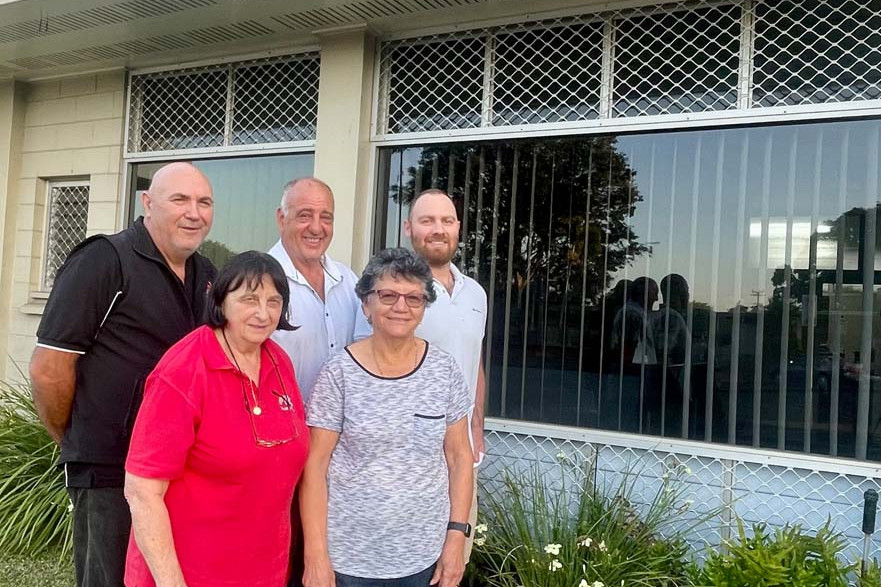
[684,466,693,475]
[591,582,605,587]
[544,543,562,555]
[548,559,562,572]
[556,450,568,461]
[67,501,74,513]
[597,540,608,553]
[578,537,593,548]
[474,537,486,546]
[474,523,488,534]
[579,580,589,587]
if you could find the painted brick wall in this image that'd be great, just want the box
[4,71,126,380]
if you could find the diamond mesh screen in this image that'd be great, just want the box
[612,2,742,116]
[752,0,881,107]
[378,0,881,134]
[44,184,89,290]
[384,37,485,133]
[484,423,881,560]
[128,53,319,153]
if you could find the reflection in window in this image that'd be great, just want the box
[130,153,314,267]
[375,119,881,461]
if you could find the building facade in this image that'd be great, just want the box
[3,0,881,556]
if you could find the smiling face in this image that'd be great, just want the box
[404,191,460,268]
[221,274,284,349]
[277,179,334,268]
[363,274,427,340]
[142,162,214,266]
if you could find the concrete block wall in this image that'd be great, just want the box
[3,70,126,381]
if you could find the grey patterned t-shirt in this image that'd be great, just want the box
[306,342,471,579]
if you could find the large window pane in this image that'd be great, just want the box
[375,118,881,461]
[130,153,314,267]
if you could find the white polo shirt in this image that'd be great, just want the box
[269,240,371,400]
[416,263,487,415]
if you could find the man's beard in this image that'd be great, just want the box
[416,240,457,265]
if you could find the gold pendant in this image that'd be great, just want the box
[252,406,262,416]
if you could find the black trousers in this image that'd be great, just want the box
[68,486,131,587]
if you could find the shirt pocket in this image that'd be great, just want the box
[412,413,446,454]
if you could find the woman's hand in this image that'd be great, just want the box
[302,554,335,587]
[431,536,466,587]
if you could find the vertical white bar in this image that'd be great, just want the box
[481,35,496,128]
[474,147,487,280]
[576,143,594,426]
[830,128,849,457]
[461,152,473,272]
[856,123,879,460]
[753,132,772,448]
[521,151,538,419]
[777,129,798,451]
[682,136,702,438]
[599,17,615,119]
[736,0,756,110]
[500,146,520,417]
[540,154,557,422]
[639,142,656,434]
[485,145,503,400]
[803,130,823,453]
[729,133,749,444]
[705,135,725,442]
[661,139,679,437]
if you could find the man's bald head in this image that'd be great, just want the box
[142,162,214,268]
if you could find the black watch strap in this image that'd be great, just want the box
[447,521,472,537]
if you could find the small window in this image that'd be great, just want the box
[43,180,90,290]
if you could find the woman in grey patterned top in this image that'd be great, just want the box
[300,247,473,587]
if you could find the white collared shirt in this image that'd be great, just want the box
[269,240,371,400]
[416,263,487,413]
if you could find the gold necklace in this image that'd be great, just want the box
[371,339,419,377]
[222,329,262,416]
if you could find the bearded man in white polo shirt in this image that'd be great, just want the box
[405,188,488,560]
[269,177,370,587]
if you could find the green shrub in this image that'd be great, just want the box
[690,520,854,587]
[859,559,881,587]
[475,454,709,587]
[0,377,71,556]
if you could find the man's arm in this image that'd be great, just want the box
[471,355,486,463]
[29,347,79,444]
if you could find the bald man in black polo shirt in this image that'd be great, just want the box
[29,162,216,587]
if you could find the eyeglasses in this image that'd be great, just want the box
[370,289,428,308]
[237,348,300,448]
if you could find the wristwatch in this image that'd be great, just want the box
[447,521,472,537]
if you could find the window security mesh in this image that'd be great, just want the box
[378,0,881,134]
[44,183,89,290]
[128,54,319,153]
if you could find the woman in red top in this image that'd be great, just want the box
[124,251,309,587]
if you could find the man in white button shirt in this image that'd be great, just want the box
[405,188,488,561]
[269,177,370,398]
[269,177,370,587]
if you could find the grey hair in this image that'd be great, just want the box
[355,247,438,305]
[279,177,334,213]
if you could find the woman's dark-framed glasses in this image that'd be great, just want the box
[370,289,427,308]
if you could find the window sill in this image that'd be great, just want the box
[20,303,46,316]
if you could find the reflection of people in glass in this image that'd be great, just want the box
[611,277,659,365]
[654,274,691,437]
[656,274,689,366]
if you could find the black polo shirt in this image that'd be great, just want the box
[36,217,216,487]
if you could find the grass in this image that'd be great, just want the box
[0,551,74,587]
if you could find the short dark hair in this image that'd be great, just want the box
[355,247,437,305]
[206,251,296,331]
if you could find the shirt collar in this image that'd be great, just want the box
[268,239,343,289]
[435,262,465,297]
[200,326,236,371]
